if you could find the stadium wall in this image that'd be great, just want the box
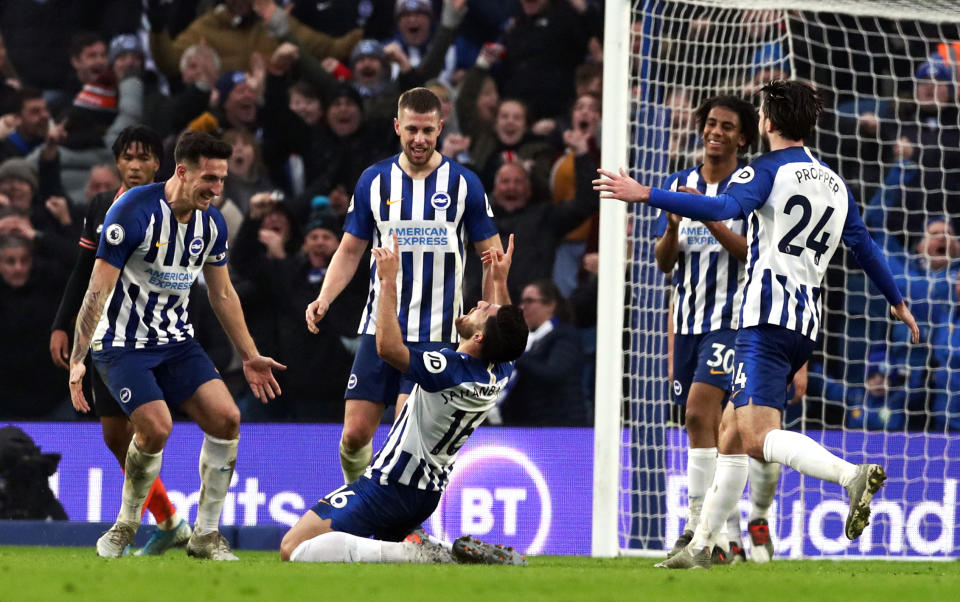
[5,423,958,557]
[7,423,595,556]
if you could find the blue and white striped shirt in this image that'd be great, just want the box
[725,147,851,340]
[367,348,513,491]
[93,183,228,349]
[345,155,498,343]
[656,165,746,334]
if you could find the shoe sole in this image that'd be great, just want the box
[453,536,525,566]
[845,465,887,540]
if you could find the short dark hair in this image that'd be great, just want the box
[759,80,823,142]
[70,32,104,58]
[398,87,441,115]
[173,131,232,166]
[0,233,32,253]
[15,87,44,113]
[290,79,321,102]
[112,125,163,162]
[695,95,759,154]
[479,305,528,363]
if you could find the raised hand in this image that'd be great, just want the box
[481,233,513,284]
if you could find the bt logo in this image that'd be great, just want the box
[430,446,552,555]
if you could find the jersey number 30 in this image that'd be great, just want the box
[777,194,835,265]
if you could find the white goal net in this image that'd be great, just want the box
[594,0,960,558]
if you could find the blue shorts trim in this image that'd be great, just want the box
[345,335,453,404]
[731,325,815,410]
[672,329,737,405]
[310,475,441,542]
[92,338,221,416]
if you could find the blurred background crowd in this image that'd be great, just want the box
[0,1,957,433]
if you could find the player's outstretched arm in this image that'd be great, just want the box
[594,169,742,221]
[373,235,410,372]
[480,233,513,306]
[204,263,287,402]
[68,258,121,413]
[305,232,368,334]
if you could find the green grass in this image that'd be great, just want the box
[0,547,958,601]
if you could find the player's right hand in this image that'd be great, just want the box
[50,329,70,369]
[593,168,651,203]
[891,301,920,343]
[68,361,90,413]
[305,298,330,334]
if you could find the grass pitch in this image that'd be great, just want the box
[0,547,958,601]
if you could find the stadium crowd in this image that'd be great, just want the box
[0,2,957,433]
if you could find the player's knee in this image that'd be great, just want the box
[280,532,300,562]
[741,430,766,460]
[207,405,241,440]
[138,416,172,452]
[341,428,373,452]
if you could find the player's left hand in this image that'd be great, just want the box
[481,233,514,282]
[891,301,920,343]
[68,361,90,413]
[789,362,808,404]
[373,234,400,282]
[242,355,287,403]
[593,168,651,203]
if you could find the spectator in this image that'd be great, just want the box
[0,234,69,420]
[84,164,120,204]
[388,0,464,86]
[0,158,78,268]
[455,44,500,143]
[550,92,601,297]
[154,43,222,137]
[464,146,598,304]
[230,201,361,420]
[471,98,555,200]
[215,69,262,133]
[223,128,274,214]
[288,84,395,222]
[496,0,595,122]
[0,33,20,89]
[289,0,395,40]
[929,270,960,431]
[34,75,119,204]
[148,0,363,79]
[345,2,465,125]
[876,57,960,240]
[0,88,51,163]
[498,278,588,426]
[50,32,108,117]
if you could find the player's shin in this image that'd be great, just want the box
[762,429,857,487]
[117,439,163,525]
[290,531,416,563]
[749,458,780,521]
[195,434,239,534]
[690,454,748,550]
[687,447,718,531]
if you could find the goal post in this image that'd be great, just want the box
[594,0,960,559]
